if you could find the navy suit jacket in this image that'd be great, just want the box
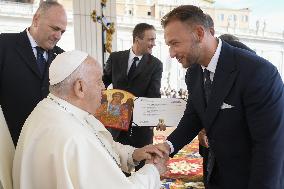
[168,41,284,189]
[0,30,64,145]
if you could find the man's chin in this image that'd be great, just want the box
[44,45,55,51]
[47,42,57,50]
[180,61,189,68]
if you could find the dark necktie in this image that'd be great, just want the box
[203,68,215,184]
[128,57,139,79]
[203,69,212,105]
[36,46,46,75]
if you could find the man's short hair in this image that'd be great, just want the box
[161,5,209,29]
[132,23,155,42]
[36,1,62,16]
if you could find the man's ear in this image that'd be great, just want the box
[195,25,205,42]
[73,79,85,99]
[32,13,40,27]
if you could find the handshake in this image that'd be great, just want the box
[132,142,171,175]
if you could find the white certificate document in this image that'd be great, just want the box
[133,98,187,127]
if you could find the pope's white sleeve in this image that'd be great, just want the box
[0,106,14,189]
[112,141,137,173]
[63,136,161,189]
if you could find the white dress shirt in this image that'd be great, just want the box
[200,38,222,81]
[26,28,47,61]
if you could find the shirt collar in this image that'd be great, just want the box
[201,38,222,74]
[129,48,143,61]
[26,28,38,49]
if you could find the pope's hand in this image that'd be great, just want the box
[132,144,169,162]
[146,155,168,175]
[155,142,170,155]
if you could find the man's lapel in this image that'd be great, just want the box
[121,50,130,78]
[191,65,206,115]
[15,31,42,78]
[204,43,239,133]
[47,50,58,67]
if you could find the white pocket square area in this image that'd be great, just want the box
[220,102,234,109]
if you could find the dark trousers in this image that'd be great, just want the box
[199,144,209,188]
[200,144,220,189]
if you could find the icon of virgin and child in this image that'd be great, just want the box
[95,90,134,131]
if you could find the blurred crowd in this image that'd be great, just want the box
[160,87,188,99]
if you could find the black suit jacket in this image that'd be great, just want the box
[168,41,284,189]
[103,49,163,147]
[0,30,64,145]
[103,50,163,97]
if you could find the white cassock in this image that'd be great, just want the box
[13,94,161,189]
[0,106,14,189]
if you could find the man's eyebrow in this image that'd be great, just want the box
[50,25,65,32]
[167,39,175,44]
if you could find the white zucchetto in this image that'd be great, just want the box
[49,50,88,85]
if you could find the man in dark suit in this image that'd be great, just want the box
[0,1,67,145]
[156,5,284,189]
[196,35,256,187]
[103,23,163,164]
[198,14,257,187]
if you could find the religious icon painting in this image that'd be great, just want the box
[95,89,135,131]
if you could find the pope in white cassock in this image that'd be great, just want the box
[13,50,168,189]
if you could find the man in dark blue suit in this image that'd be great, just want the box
[0,1,66,145]
[156,5,284,189]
